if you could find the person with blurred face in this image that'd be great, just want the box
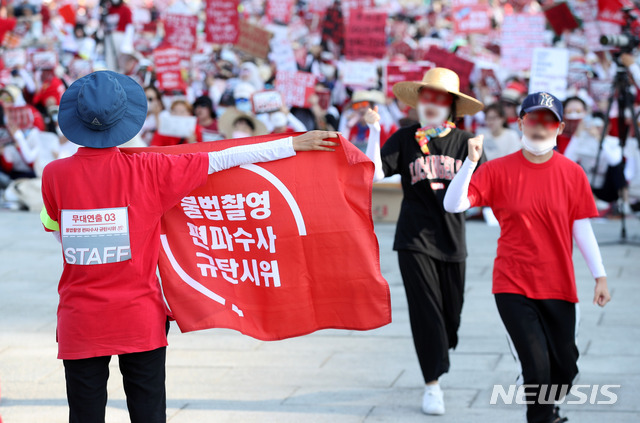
[478,103,521,161]
[444,92,611,423]
[558,97,588,154]
[150,100,202,146]
[366,68,485,416]
[342,90,396,153]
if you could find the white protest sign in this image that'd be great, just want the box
[340,60,379,88]
[31,51,58,70]
[252,90,284,114]
[157,112,197,138]
[3,49,26,68]
[268,24,298,72]
[528,47,569,100]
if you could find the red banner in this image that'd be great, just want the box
[385,61,434,98]
[153,47,185,92]
[275,70,317,108]
[5,106,34,129]
[266,0,294,24]
[452,0,491,34]
[597,0,629,24]
[121,135,391,339]
[164,13,198,53]
[205,0,239,44]
[345,10,387,59]
[544,2,579,35]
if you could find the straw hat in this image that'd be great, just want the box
[218,108,268,139]
[392,67,484,116]
[351,90,386,105]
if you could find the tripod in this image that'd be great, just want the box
[593,56,640,246]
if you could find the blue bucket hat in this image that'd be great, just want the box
[58,71,147,148]
[519,92,563,122]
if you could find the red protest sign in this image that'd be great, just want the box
[153,47,185,92]
[342,0,373,18]
[384,61,434,98]
[266,0,294,24]
[598,0,627,24]
[236,20,273,60]
[544,2,579,35]
[5,106,34,129]
[344,10,387,60]
[420,46,474,91]
[275,71,317,107]
[164,13,198,53]
[452,0,491,34]
[205,0,239,45]
[121,135,391,339]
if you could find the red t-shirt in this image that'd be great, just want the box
[468,151,598,303]
[41,147,209,359]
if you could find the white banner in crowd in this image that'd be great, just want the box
[528,47,569,101]
[340,60,380,89]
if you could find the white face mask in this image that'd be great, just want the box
[417,103,450,127]
[521,130,559,156]
[232,130,251,139]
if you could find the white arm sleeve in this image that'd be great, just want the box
[365,122,386,182]
[18,68,37,93]
[573,218,607,278]
[208,136,295,174]
[53,231,61,243]
[13,129,39,164]
[443,158,477,213]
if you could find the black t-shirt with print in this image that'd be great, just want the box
[381,124,487,261]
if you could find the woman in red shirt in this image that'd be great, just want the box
[444,92,611,423]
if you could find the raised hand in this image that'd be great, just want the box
[364,106,380,126]
[468,134,484,163]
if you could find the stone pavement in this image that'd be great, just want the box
[0,210,638,423]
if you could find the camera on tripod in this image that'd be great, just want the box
[600,7,640,53]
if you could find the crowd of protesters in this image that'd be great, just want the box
[0,0,638,218]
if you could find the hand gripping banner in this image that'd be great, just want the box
[122,134,391,340]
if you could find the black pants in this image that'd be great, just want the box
[397,250,466,383]
[63,346,167,423]
[495,293,579,423]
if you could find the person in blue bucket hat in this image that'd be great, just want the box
[40,70,340,423]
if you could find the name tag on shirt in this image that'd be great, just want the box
[60,207,132,265]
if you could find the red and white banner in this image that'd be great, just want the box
[452,0,491,34]
[5,106,34,129]
[275,70,317,107]
[153,47,185,92]
[384,61,434,98]
[121,135,391,339]
[266,0,294,24]
[205,0,239,44]
[164,13,198,53]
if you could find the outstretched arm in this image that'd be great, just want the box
[573,218,611,307]
[363,107,386,182]
[443,135,484,213]
[208,131,339,174]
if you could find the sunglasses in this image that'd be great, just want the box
[418,89,453,106]
[352,101,371,111]
[522,112,561,130]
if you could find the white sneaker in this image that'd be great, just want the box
[422,384,445,415]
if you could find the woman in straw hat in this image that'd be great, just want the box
[40,70,339,423]
[365,67,485,415]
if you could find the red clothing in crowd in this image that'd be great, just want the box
[468,151,598,303]
[33,77,66,107]
[107,4,133,32]
[0,17,16,45]
[41,147,209,359]
[150,125,204,146]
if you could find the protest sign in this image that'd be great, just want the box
[3,49,26,68]
[157,112,197,138]
[275,71,316,107]
[500,14,547,71]
[421,46,474,91]
[342,0,373,18]
[205,0,239,45]
[344,10,387,59]
[528,47,570,100]
[236,20,273,60]
[268,24,298,72]
[384,61,434,97]
[31,50,57,70]
[597,0,627,24]
[153,47,185,92]
[452,0,491,34]
[121,135,391,339]
[252,90,284,114]
[5,106,34,129]
[164,13,198,53]
[543,2,579,35]
[266,0,294,24]
[341,60,379,89]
